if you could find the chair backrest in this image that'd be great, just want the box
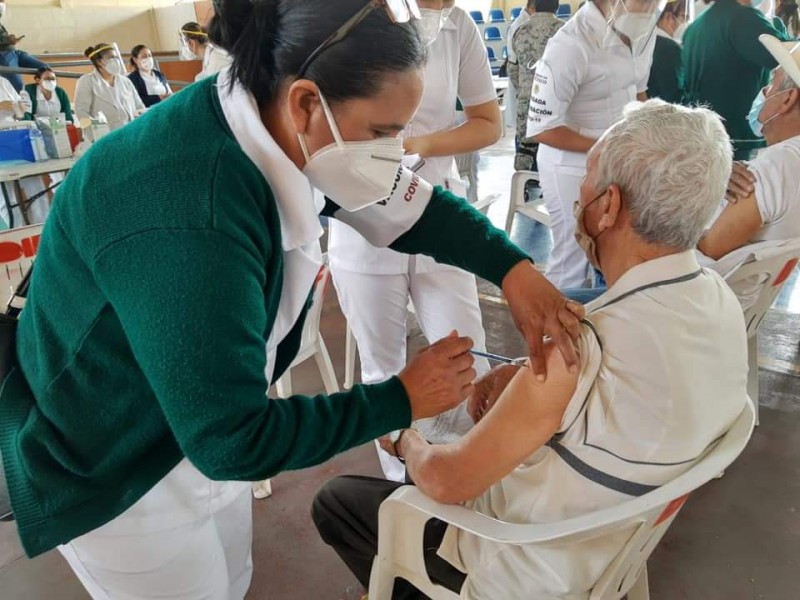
[489,8,506,22]
[0,224,44,308]
[469,10,485,23]
[486,46,497,61]
[298,261,332,352]
[557,3,572,16]
[484,26,502,40]
[511,7,523,19]
[589,403,755,598]
[724,246,800,339]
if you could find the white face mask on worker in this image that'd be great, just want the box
[415,8,453,46]
[298,92,406,212]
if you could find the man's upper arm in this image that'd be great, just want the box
[699,194,764,260]
[442,341,579,502]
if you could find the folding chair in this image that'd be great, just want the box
[504,170,551,234]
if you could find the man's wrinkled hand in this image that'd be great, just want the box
[725,161,756,204]
[467,364,521,423]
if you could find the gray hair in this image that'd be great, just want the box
[594,99,732,250]
[777,67,800,91]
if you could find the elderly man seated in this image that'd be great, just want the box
[700,35,800,259]
[312,100,750,599]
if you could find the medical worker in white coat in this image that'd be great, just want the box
[328,1,503,482]
[75,42,145,132]
[527,0,666,288]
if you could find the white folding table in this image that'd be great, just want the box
[0,157,77,228]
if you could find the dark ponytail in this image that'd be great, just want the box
[207,0,426,107]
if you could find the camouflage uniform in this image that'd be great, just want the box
[510,13,565,171]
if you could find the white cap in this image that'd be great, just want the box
[759,34,800,88]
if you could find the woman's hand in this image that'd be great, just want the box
[501,260,584,381]
[725,161,756,204]
[398,332,476,421]
[467,364,521,423]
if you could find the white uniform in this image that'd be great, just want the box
[328,7,497,481]
[20,85,61,119]
[57,69,439,599]
[527,3,655,288]
[0,76,27,120]
[749,134,800,242]
[439,251,749,599]
[196,44,233,81]
[75,71,145,131]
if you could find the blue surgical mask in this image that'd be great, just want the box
[748,88,790,137]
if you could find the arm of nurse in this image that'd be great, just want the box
[401,342,578,505]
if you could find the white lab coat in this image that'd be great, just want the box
[526,2,655,288]
[0,77,27,121]
[75,71,145,132]
[20,86,62,119]
[328,8,498,481]
[195,44,233,81]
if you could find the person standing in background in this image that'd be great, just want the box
[0,1,48,92]
[128,45,173,108]
[328,1,502,483]
[179,22,233,81]
[648,0,689,102]
[526,0,663,289]
[510,0,565,171]
[682,0,791,160]
[21,67,72,121]
[506,1,533,146]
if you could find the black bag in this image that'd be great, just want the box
[0,267,32,522]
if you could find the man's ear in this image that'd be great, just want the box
[286,79,322,136]
[598,183,623,232]
[783,87,800,115]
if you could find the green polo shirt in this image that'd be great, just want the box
[681,0,790,159]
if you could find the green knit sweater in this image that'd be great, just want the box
[0,76,528,557]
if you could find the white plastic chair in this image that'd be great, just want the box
[505,170,551,234]
[253,262,339,501]
[724,246,800,426]
[273,262,339,398]
[368,403,755,600]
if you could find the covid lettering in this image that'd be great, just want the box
[0,235,40,264]
[404,175,420,202]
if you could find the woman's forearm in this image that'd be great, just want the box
[533,125,596,153]
[406,100,502,158]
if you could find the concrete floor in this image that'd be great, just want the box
[1,135,799,599]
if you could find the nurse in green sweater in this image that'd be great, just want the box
[682,0,791,159]
[0,0,583,598]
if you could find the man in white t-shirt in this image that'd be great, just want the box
[313,100,750,599]
[700,35,800,259]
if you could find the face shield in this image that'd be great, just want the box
[602,0,669,56]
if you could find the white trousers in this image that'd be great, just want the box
[539,161,592,289]
[59,481,253,599]
[331,263,490,482]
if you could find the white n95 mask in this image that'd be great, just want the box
[614,13,655,42]
[299,92,406,212]
[416,8,453,46]
[104,59,124,76]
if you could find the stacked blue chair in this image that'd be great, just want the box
[469,10,485,24]
[489,8,506,23]
[484,26,503,41]
[557,4,572,17]
[487,47,500,76]
[511,7,523,20]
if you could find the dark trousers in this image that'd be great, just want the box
[312,475,467,599]
[0,50,48,92]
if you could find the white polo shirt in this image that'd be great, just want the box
[526,2,655,168]
[328,7,497,275]
[749,134,800,242]
[439,251,749,599]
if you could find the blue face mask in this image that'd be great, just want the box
[748,88,789,137]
